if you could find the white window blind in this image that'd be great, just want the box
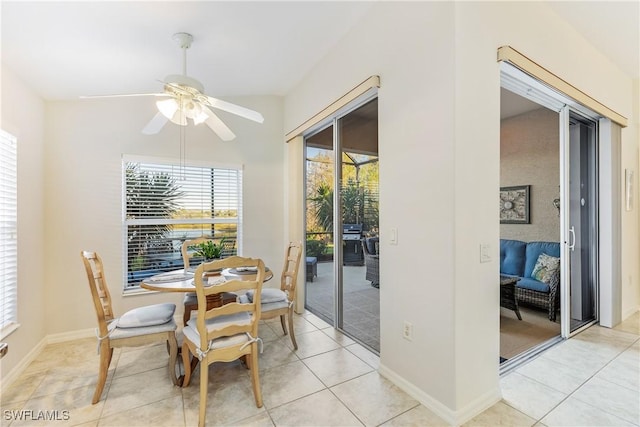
[123,159,242,290]
[0,130,18,336]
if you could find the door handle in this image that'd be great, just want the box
[569,226,576,251]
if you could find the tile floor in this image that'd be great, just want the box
[1,311,638,426]
[306,262,380,351]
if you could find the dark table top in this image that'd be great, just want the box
[500,275,520,286]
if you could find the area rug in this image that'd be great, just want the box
[500,305,560,360]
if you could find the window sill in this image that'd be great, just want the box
[122,287,156,297]
[1,322,20,340]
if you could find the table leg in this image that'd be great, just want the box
[514,305,522,320]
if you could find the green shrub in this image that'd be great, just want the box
[306,239,326,257]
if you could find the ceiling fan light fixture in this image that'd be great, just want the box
[192,109,209,125]
[87,32,264,139]
[157,98,179,120]
[182,99,203,120]
[168,110,187,126]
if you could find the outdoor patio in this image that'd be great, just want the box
[305,261,380,352]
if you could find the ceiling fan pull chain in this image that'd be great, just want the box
[182,45,188,76]
[181,117,187,180]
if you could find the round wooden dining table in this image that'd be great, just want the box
[141,267,273,292]
[141,267,273,309]
[140,266,273,386]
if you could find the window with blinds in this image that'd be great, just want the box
[123,159,242,290]
[0,130,18,336]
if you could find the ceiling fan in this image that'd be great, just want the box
[82,32,264,141]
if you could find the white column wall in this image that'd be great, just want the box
[0,65,47,381]
[621,78,640,318]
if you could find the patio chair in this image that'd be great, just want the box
[362,237,379,288]
[81,251,179,404]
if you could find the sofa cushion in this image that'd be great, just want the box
[516,277,551,293]
[500,239,527,276]
[531,253,561,285]
[524,241,561,278]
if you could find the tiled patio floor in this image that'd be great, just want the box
[305,261,380,352]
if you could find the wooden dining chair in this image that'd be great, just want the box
[181,256,265,427]
[181,237,214,326]
[81,251,179,404]
[241,242,302,349]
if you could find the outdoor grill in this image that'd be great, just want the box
[342,224,364,265]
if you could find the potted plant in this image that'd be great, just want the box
[193,238,227,261]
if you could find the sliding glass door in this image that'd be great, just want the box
[304,97,380,352]
[338,100,379,351]
[305,124,336,324]
[562,110,599,335]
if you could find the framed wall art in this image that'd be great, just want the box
[500,185,530,224]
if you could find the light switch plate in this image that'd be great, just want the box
[480,243,491,263]
[390,227,398,245]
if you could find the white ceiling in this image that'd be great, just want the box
[1,1,375,99]
[2,1,638,102]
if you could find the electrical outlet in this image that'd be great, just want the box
[403,321,413,341]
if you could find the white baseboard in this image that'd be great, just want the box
[0,318,183,391]
[46,328,94,344]
[452,387,502,426]
[378,362,501,426]
[622,306,639,321]
[0,336,47,390]
[0,328,94,390]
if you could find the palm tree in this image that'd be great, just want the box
[125,163,184,270]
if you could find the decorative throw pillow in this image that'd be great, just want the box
[531,253,560,284]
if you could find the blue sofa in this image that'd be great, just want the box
[500,239,561,321]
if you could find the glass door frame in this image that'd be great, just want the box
[302,90,378,336]
[559,106,600,338]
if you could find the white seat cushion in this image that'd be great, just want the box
[183,311,252,350]
[246,288,287,304]
[118,303,176,328]
[261,300,290,312]
[110,318,177,339]
[183,293,197,305]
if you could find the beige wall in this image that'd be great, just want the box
[500,108,561,242]
[0,66,47,379]
[621,78,640,318]
[41,95,285,336]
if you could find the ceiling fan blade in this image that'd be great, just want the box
[142,112,169,135]
[203,107,236,141]
[202,96,264,123]
[80,93,168,99]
